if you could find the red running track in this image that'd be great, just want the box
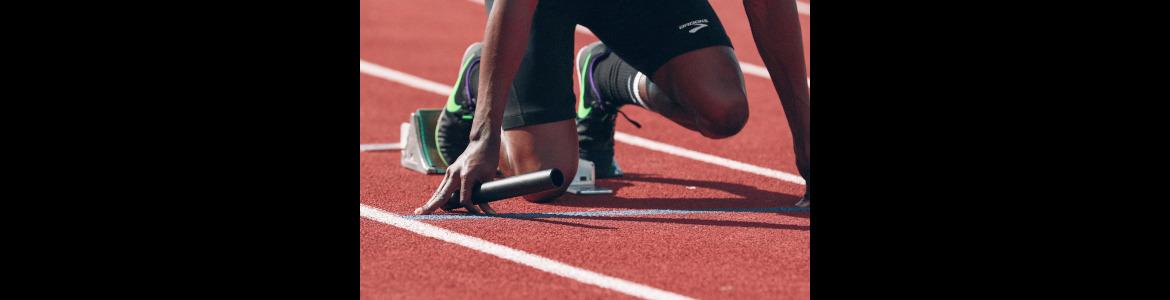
[361,0,810,299]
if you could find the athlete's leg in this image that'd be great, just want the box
[744,0,810,207]
[579,0,748,139]
[639,46,748,139]
[498,119,579,202]
[574,0,747,178]
[435,0,580,203]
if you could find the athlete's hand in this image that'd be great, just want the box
[414,137,500,215]
[415,0,535,215]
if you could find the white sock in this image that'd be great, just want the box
[629,72,648,109]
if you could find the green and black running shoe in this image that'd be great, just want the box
[435,42,482,166]
[575,41,640,178]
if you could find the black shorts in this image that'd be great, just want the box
[485,0,735,129]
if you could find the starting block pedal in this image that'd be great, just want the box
[393,108,611,194]
[400,109,449,174]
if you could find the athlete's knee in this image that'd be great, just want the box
[695,90,749,139]
[521,166,573,203]
[522,185,569,203]
[513,151,577,203]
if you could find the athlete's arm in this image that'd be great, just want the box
[471,0,538,144]
[743,0,810,182]
[416,0,539,215]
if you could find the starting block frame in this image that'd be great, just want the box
[566,159,613,195]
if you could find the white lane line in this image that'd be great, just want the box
[361,123,410,152]
[361,143,402,151]
[360,60,452,96]
[614,132,805,185]
[465,0,807,87]
[360,204,695,300]
[359,60,806,186]
[732,61,812,88]
[738,62,772,80]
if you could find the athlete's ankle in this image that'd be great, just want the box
[594,52,643,108]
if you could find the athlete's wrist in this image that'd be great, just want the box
[468,116,502,143]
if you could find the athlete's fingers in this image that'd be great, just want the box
[478,202,496,214]
[459,176,483,214]
[416,171,459,215]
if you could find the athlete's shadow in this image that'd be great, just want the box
[479,211,808,231]
[477,172,810,230]
[546,214,807,231]
[548,173,808,220]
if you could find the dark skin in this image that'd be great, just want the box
[743,0,810,183]
[630,0,809,193]
[415,0,539,215]
[635,46,749,139]
[415,0,810,214]
[631,1,808,175]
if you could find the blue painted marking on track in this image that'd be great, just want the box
[404,207,810,221]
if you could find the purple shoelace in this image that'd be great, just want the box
[586,51,641,128]
[462,59,480,110]
[586,51,609,112]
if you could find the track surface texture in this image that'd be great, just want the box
[361,0,811,299]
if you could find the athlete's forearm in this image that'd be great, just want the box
[471,0,538,142]
[744,0,810,177]
[744,0,809,107]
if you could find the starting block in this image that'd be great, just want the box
[400,109,448,174]
[566,159,613,195]
[386,108,611,195]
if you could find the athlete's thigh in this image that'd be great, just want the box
[650,45,746,115]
